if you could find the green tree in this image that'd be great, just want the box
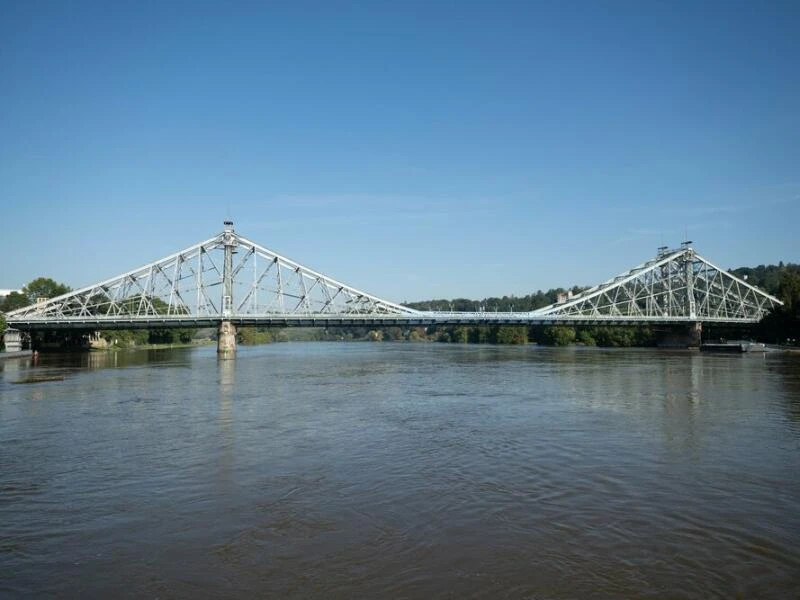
[22,277,71,304]
[590,327,628,347]
[468,326,495,344]
[238,327,273,345]
[450,326,468,343]
[496,325,528,344]
[148,329,175,344]
[99,329,149,347]
[1,291,30,313]
[385,327,404,341]
[408,327,427,342]
[779,270,800,312]
[777,270,800,342]
[576,329,596,346]
[542,326,576,346]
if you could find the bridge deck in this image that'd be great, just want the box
[6,313,760,330]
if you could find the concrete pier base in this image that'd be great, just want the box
[217,320,237,358]
[3,329,22,353]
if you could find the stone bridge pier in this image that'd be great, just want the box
[3,329,22,352]
[217,320,236,358]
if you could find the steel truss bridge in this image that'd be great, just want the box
[5,222,782,331]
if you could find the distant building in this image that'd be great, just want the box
[556,290,574,304]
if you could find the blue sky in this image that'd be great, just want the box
[1,1,798,302]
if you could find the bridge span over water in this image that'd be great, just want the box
[5,222,782,352]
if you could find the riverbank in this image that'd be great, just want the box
[92,340,214,352]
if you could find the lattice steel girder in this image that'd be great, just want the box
[6,225,420,322]
[5,232,782,327]
[532,246,782,321]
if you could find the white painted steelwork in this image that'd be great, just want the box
[5,231,782,330]
[6,224,418,324]
[532,245,782,322]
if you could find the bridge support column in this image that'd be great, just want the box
[688,322,702,348]
[3,329,22,352]
[217,320,237,358]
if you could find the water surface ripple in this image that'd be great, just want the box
[1,343,799,598]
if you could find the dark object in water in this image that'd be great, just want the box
[700,340,767,353]
[13,374,65,384]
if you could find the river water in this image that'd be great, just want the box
[1,343,799,598]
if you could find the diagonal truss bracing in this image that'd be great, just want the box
[532,246,782,323]
[5,230,782,328]
[8,226,420,321]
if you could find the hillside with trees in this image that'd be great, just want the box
[730,263,800,344]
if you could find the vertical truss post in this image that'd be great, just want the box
[218,220,237,357]
[683,246,697,319]
[196,249,203,315]
[222,221,235,316]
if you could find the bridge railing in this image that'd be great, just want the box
[6,311,763,331]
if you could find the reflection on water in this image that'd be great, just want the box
[1,344,799,599]
[217,358,236,487]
